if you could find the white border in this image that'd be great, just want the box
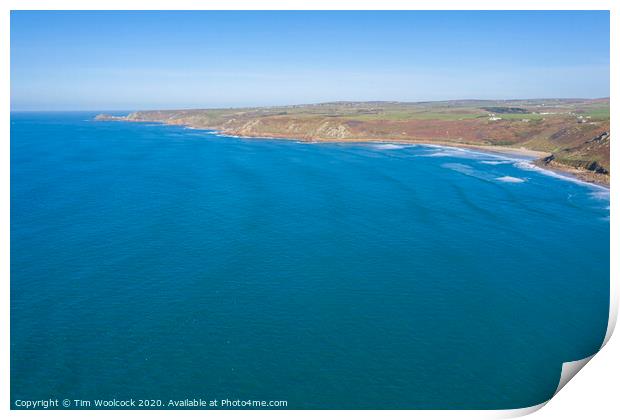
[2,1,616,418]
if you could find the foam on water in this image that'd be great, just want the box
[480,160,514,165]
[589,189,610,202]
[514,161,609,192]
[420,145,524,164]
[372,143,409,150]
[496,176,526,183]
[441,162,475,174]
[425,149,475,158]
[441,162,497,182]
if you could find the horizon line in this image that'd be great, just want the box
[10,96,611,113]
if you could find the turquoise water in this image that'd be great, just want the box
[11,113,609,409]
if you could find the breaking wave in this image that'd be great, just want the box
[496,176,526,183]
[372,144,409,150]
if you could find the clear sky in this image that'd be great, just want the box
[10,11,610,111]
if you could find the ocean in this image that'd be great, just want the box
[10,112,610,409]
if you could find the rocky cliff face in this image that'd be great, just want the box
[534,131,610,184]
[94,114,128,121]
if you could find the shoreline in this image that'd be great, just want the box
[530,160,610,189]
[99,116,610,188]
[203,125,610,188]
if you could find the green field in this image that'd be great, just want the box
[580,107,610,120]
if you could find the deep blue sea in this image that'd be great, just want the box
[11,112,610,409]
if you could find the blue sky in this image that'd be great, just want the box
[11,11,610,111]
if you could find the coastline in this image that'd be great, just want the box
[96,115,610,188]
[233,132,610,188]
[530,160,610,189]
